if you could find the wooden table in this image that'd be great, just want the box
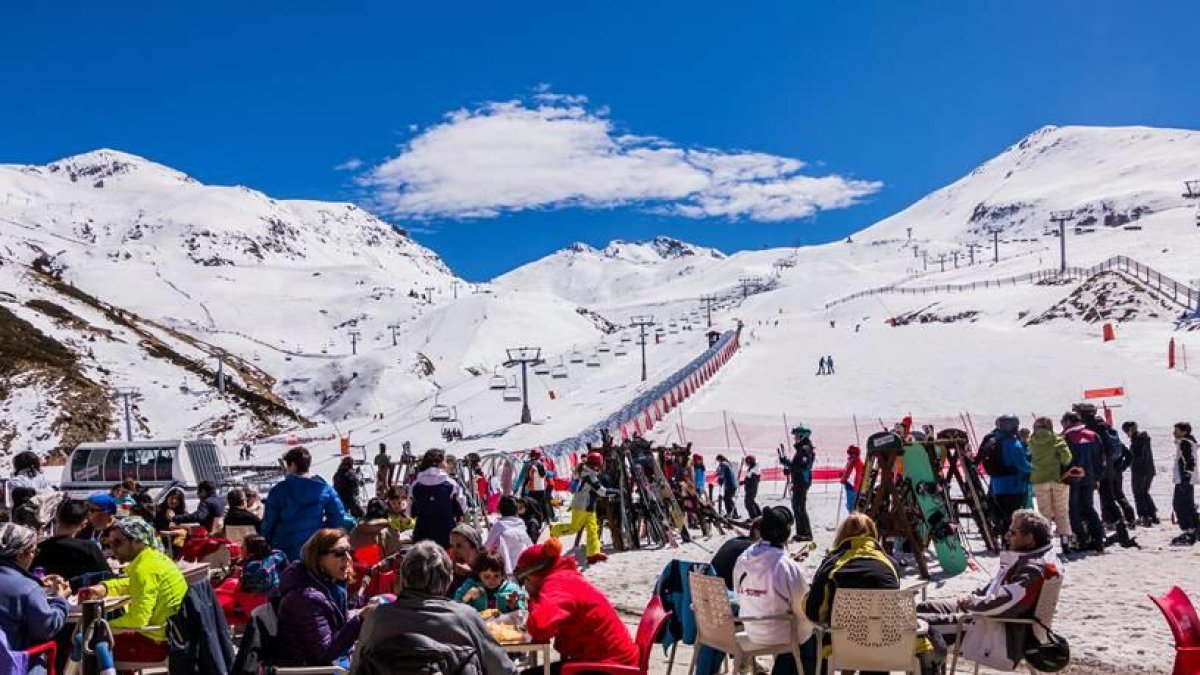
[67,595,130,622]
[500,642,552,675]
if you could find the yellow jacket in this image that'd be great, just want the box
[103,547,188,641]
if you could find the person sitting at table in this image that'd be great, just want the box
[485,496,534,579]
[172,481,226,532]
[448,524,482,596]
[273,528,368,668]
[223,488,263,532]
[352,540,516,674]
[239,535,287,594]
[513,537,638,673]
[454,550,527,614]
[0,523,71,675]
[79,517,188,665]
[78,494,117,552]
[32,500,110,590]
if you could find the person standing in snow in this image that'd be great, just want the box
[741,455,763,519]
[1061,412,1106,553]
[840,445,865,514]
[1074,404,1137,538]
[1122,420,1159,527]
[780,425,816,542]
[733,506,817,675]
[988,416,1033,541]
[373,443,392,494]
[410,448,468,548]
[548,452,609,564]
[815,356,827,376]
[715,455,739,519]
[262,446,347,562]
[826,355,835,374]
[1171,422,1198,546]
[333,456,366,520]
[1028,417,1073,549]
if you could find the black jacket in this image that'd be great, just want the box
[31,535,110,589]
[168,578,235,675]
[1129,430,1156,477]
[804,535,899,626]
[175,495,227,531]
[223,507,262,531]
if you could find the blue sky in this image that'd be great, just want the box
[3,2,1199,280]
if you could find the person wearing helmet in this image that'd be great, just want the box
[780,425,816,541]
[918,509,1064,671]
[548,452,610,564]
[990,415,1033,540]
[841,446,865,514]
[715,455,739,520]
[519,449,554,524]
[741,455,762,519]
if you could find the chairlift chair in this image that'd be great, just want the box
[586,352,602,367]
[597,341,611,353]
[533,361,551,375]
[569,350,585,364]
[614,344,629,356]
[429,395,456,422]
[488,366,508,390]
[620,334,632,343]
[502,378,522,402]
[551,356,569,378]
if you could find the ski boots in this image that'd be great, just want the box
[1170,530,1197,546]
[587,552,609,564]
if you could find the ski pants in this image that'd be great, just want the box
[993,493,1025,540]
[1131,471,1158,521]
[844,486,858,514]
[744,483,761,519]
[791,484,812,538]
[1174,483,1199,532]
[1033,482,1072,537]
[1099,468,1136,525]
[1069,481,1105,546]
[721,489,737,518]
[550,508,601,556]
[538,488,556,523]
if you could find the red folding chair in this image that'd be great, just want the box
[24,641,58,675]
[1149,586,1200,675]
[561,595,674,675]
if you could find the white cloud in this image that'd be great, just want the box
[358,94,881,222]
[334,157,364,172]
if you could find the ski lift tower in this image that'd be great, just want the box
[110,387,142,441]
[1185,180,1200,228]
[699,295,718,328]
[1050,210,1076,274]
[504,347,544,424]
[630,315,655,382]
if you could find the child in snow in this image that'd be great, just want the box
[453,550,527,613]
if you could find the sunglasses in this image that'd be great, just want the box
[324,547,353,559]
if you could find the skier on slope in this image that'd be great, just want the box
[815,356,827,376]
[826,355,835,375]
[779,425,816,541]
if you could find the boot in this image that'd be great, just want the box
[1170,531,1197,546]
[587,552,609,564]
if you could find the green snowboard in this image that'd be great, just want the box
[902,442,968,576]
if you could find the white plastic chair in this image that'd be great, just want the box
[686,571,809,675]
[949,575,1064,674]
[825,587,923,674]
[222,525,258,549]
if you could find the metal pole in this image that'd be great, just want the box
[1059,222,1067,273]
[123,394,133,441]
[640,324,648,381]
[993,230,999,263]
[217,355,225,395]
[520,362,531,424]
[82,599,101,675]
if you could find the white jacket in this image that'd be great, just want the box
[733,542,814,646]
[485,516,534,577]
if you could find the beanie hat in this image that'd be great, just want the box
[87,494,117,515]
[515,537,564,581]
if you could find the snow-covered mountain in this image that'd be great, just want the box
[859,125,1200,246]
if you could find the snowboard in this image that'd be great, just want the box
[901,442,968,576]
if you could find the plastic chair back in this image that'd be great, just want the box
[353,543,383,567]
[634,595,673,672]
[1031,574,1064,642]
[223,525,257,550]
[1151,586,1200,649]
[829,588,918,672]
[688,571,739,654]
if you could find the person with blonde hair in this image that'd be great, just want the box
[804,513,897,627]
[1028,416,1073,549]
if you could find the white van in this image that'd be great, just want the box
[61,439,231,498]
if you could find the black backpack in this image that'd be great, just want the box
[978,432,1015,477]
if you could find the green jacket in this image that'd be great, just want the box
[103,547,188,641]
[1028,429,1072,484]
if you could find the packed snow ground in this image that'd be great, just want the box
[588,479,1190,674]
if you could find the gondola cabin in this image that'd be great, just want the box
[61,439,231,498]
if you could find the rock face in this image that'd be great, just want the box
[1026,271,1175,325]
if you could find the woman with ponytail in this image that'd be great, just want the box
[514,537,637,673]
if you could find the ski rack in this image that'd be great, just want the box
[933,429,1002,553]
[856,431,931,579]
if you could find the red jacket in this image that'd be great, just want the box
[841,456,864,490]
[526,557,638,665]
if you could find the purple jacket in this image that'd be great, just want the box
[273,562,362,667]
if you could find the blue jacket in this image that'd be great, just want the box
[262,474,346,561]
[0,561,69,652]
[716,461,737,493]
[1064,424,1106,484]
[990,432,1033,496]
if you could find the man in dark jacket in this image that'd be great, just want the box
[352,540,516,675]
[741,455,762,519]
[715,455,739,519]
[1062,413,1106,552]
[223,488,263,531]
[262,447,347,561]
[333,457,365,519]
[989,416,1034,540]
[780,425,815,541]
[31,500,110,590]
[173,481,227,532]
[1122,421,1159,526]
[1171,422,1199,546]
[1075,404,1137,534]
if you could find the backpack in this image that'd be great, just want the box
[1097,425,1132,471]
[978,433,1015,477]
[232,601,278,675]
[353,635,478,675]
